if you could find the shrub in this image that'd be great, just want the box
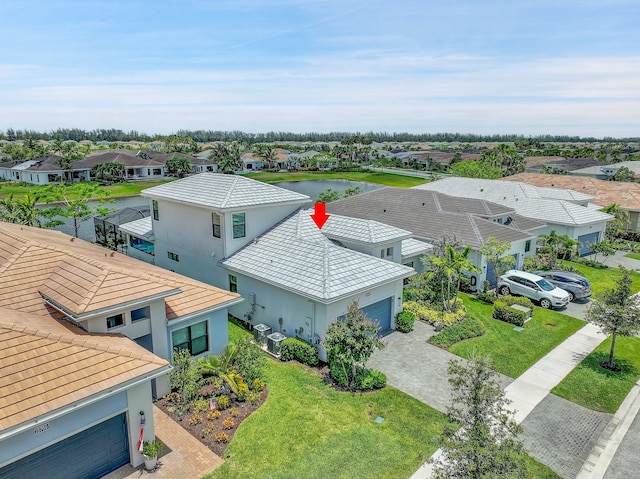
[328,360,349,386]
[492,301,528,327]
[193,398,209,414]
[234,337,267,384]
[280,337,319,366]
[248,390,261,404]
[354,367,387,390]
[502,295,533,309]
[207,410,221,420]
[188,414,203,425]
[237,382,250,402]
[222,417,235,430]
[476,291,496,304]
[428,317,486,349]
[395,311,415,333]
[251,378,265,392]
[216,395,230,410]
[229,407,240,417]
[403,301,467,326]
[575,257,609,269]
[615,230,640,242]
[369,370,387,389]
[214,432,229,443]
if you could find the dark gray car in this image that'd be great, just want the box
[533,271,592,301]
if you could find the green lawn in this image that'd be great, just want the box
[216,320,559,479]
[244,170,427,188]
[552,336,640,413]
[449,295,585,378]
[624,252,640,261]
[0,179,173,200]
[559,260,640,296]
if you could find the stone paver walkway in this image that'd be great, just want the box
[369,321,512,413]
[103,405,223,479]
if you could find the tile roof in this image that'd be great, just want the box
[504,173,640,211]
[321,215,411,245]
[416,178,611,226]
[401,238,433,258]
[221,210,414,303]
[326,188,534,248]
[0,222,241,321]
[570,161,640,177]
[142,173,310,210]
[0,307,169,432]
[119,216,155,240]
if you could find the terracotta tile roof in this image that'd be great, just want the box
[503,173,640,211]
[0,307,169,432]
[0,222,241,320]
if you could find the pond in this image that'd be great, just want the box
[273,179,382,202]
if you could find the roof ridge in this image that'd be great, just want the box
[468,214,483,244]
[220,175,239,208]
[77,267,109,313]
[432,191,442,213]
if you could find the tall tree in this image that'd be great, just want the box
[431,354,526,479]
[585,268,640,370]
[601,203,630,239]
[478,237,515,291]
[165,156,192,177]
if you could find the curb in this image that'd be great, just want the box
[576,380,640,479]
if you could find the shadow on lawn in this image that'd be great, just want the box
[581,351,637,376]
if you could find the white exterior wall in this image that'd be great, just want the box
[126,381,156,468]
[402,254,428,274]
[336,239,403,263]
[534,222,607,242]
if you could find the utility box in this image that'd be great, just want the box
[253,323,272,346]
[267,332,286,355]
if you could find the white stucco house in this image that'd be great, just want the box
[120,174,416,359]
[416,177,613,256]
[0,221,242,478]
[0,155,90,185]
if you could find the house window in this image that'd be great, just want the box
[152,200,159,221]
[229,275,238,293]
[386,247,394,257]
[172,321,208,356]
[147,169,151,175]
[380,249,385,258]
[168,251,179,262]
[404,261,414,268]
[106,313,124,329]
[212,212,221,238]
[525,240,531,253]
[153,168,162,175]
[131,306,150,322]
[232,213,245,239]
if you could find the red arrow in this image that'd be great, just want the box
[310,202,330,229]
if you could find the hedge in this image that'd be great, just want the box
[395,311,415,333]
[428,317,486,349]
[280,337,319,366]
[403,301,467,326]
[492,301,528,327]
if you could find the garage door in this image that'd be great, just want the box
[578,232,600,256]
[361,297,392,332]
[0,413,129,479]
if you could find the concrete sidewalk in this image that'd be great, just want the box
[413,322,607,479]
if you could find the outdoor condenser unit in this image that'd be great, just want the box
[267,332,287,355]
[253,323,272,346]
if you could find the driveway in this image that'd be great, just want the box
[560,297,590,321]
[369,321,512,413]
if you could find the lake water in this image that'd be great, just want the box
[48,179,381,241]
[273,179,381,202]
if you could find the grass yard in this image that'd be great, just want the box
[449,295,585,378]
[559,260,640,296]
[0,179,172,200]
[245,170,427,188]
[216,320,559,479]
[552,336,640,413]
[624,252,640,261]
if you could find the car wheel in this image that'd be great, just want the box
[540,298,552,309]
[499,286,510,296]
[568,292,575,302]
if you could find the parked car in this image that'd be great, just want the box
[497,270,571,309]
[531,271,592,302]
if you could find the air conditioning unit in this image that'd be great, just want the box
[267,332,287,355]
[253,323,272,346]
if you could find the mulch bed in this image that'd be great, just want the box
[155,387,268,457]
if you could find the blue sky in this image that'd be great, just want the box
[1,0,638,136]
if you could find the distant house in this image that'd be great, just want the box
[0,155,90,185]
[0,222,240,477]
[326,187,542,287]
[569,161,640,181]
[416,177,613,256]
[120,174,415,358]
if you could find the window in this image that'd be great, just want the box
[172,321,208,355]
[212,212,221,238]
[229,275,238,293]
[380,249,385,258]
[386,247,394,257]
[152,200,159,221]
[106,313,124,329]
[232,213,245,239]
[404,261,414,268]
[525,240,531,252]
[168,251,179,262]
[131,306,150,322]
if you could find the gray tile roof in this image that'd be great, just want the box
[221,210,414,303]
[401,238,433,258]
[417,178,611,226]
[142,173,310,210]
[119,216,155,240]
[321,215,411,245]
[326,188,534,248]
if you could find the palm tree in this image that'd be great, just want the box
[0,194,42,227]
[601,203,630,239]
[538,230,562,268]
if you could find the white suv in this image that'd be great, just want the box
[497,270,570,309]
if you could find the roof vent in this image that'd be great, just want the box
[383,209,387,213]
[480,188,484,192]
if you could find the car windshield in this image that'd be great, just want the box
[536,279,555,291]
